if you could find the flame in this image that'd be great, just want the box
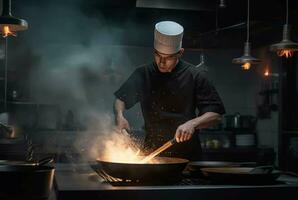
[2,26,16,38]
[277,49,294,58]
[241,62,251,70]
[98,130,147,164]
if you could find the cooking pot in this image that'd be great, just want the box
[0,159,55,200]
[96,156,188,182]
[201,167,281,184]
[224,113,257,130]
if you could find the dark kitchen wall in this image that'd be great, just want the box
[1,0,284,155]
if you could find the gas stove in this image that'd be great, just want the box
[54,163,298,200]
[94,167,286,187]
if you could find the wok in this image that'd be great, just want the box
[201,167,281,184]
[96,156,188,181]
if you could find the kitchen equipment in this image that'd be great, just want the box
[187,161,256,177]
[96,156,188,181]
[224,113,257,130]
[0,122,14,138]
[187,161,256,171]
[201,167,281,184]
[141,138,177,163]
[0,135,33,161]
[0,156,53,166]
[0,165,55,200]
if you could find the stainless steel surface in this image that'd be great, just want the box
[53,164,298,200]
[55,163,298,189]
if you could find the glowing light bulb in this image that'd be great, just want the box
[277,49,294,58]
[241,63,251,70]
[2,26,16,38]
[264,69,269,76]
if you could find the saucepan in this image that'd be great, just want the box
[96,156,188,182]
[200,166,281,184]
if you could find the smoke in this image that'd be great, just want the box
[13,0,137,123]
[3,0,150,163]
[71,112,143,163]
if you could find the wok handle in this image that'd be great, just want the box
[169,138,177,145]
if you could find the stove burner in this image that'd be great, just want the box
[95,169,287,186]
[96,169,212,186]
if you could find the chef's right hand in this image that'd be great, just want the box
[116,115,131,132]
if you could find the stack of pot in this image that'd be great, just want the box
[224,113,257,147]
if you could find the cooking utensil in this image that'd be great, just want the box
[187,161,255,171]
[0,165,55,200]
[187,161,257,177]
[141,138,177,163]
[96,156,188,181]
[201,167,281,184]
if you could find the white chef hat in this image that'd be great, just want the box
[154,21,184,54]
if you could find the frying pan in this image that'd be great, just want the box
[186,161,256,177]
[187,161,257,171]
[96,156,188,181]
[201,167,281,184]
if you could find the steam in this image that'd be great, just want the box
[9,0,150,163]
[72,112,143,163]
[13,0,137,122]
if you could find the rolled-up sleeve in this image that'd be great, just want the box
[114,69,142,109]
[195,72,225,115]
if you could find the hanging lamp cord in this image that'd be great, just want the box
[246,0,250,43]
[286,0,289,25]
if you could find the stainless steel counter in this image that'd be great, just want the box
[54,164,298,200]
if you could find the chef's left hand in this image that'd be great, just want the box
[175,121,195,143]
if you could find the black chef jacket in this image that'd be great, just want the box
[114,60,225,161]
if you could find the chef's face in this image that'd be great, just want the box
[154,49,184,73]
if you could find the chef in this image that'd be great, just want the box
[114,21,225,161]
